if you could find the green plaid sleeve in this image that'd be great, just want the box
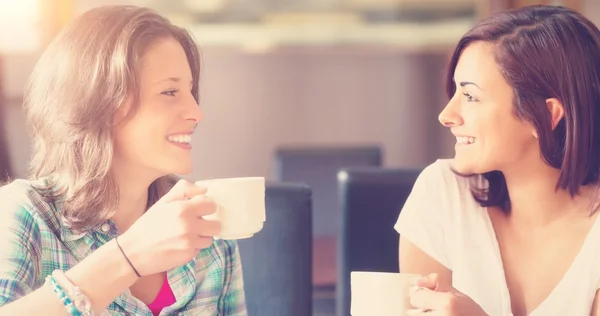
[218,240,247,315]
[0,202,41,306]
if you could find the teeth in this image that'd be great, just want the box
[168,134,192,144]
[457,136,475,144]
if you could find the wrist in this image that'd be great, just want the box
[61,236,140,311]
[115,236,142,278]
[110,233,143,279]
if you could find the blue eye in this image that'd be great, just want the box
[462,92,478,102]
[162,89,178,96]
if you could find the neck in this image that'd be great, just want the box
[110,165,159,233]
[501,161,590,227]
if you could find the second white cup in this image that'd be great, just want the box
[351,271,421,316]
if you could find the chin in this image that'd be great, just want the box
[449,157,486,175]
[158,159,194,176]
[171,165,194,175]
[450,159,471,175]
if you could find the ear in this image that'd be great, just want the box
[114,97,134,125]
[533,98,564,138]
[546,98,565,129]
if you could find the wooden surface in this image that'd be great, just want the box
[313,236,337,287]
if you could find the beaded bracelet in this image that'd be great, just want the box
[46,275,82,316]
[52,270,94,316]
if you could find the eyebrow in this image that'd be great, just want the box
[154,77,194,85]
[458,81,482,90]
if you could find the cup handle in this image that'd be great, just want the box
[202,203,221,220]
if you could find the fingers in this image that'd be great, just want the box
[197,218,222,237]
[161,179,207,203]
[191,234,216,250]
[179,196,221,236]
[406,309,442,315]
[408,274,443,315]
[410,286,454,310]
[415,273,439,290]
[181,195,218,217]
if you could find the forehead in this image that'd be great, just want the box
[454,41,504,88]
[140,37,191,78]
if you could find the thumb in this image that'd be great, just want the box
[160,179,207,203]
[415,273,439,290]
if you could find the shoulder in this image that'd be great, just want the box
[0,179,62,239]
[417,159,474,188]
[0,179,39,209]
[0,180,45,229]
[402,159,485,219]
[0,179,62,265]
[415,159,478,195]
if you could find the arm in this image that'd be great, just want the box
[0,206,139,315]
[217,240,247,315]
[395,161,454,291]
[1,179,218,315]
[399,236,453,292]
[592,290,600,315]
[400,237,490,315]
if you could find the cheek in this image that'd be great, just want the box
[112,126,131,154]
[485,121,537,159]
[474,111,529,148]
[114,119,164,155]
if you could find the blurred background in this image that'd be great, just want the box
[0,0,597,315]
[3,0,596,182]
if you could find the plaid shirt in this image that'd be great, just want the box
[0,179,247,315]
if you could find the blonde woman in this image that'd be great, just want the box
[0,5,246,316]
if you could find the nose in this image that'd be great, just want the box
[438,98,463,127]
[185,94,203,123]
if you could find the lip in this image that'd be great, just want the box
[167,130,194,137]
[169,141,192,150]
[166,131,193,150]
[452,133,474,137]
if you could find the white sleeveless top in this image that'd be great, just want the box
[395,159,600,316]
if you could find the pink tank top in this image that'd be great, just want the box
[147,277,176,316]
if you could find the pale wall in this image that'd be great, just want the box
[2,49,450,180]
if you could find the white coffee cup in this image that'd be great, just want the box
[351,271,421,316]
[195,177,266,240]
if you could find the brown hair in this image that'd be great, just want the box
[24,5,201,231]
[447,5,600,212]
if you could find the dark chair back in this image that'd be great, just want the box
[273,146,382,237]
[238,182,313,316]
[336,167,422,316]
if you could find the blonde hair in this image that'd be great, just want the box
[24,5,201,231]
